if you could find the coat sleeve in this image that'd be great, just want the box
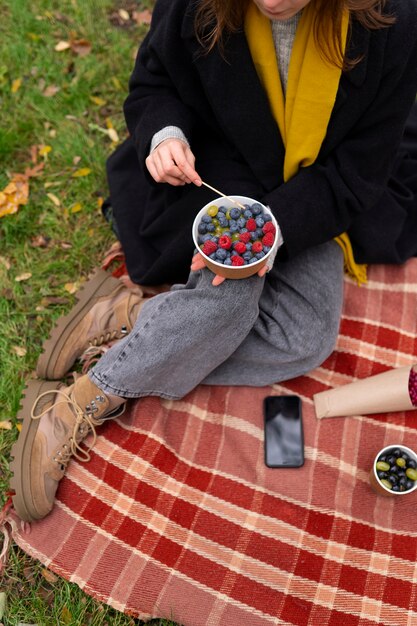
[123,0,196,167]
[262,7,417,260]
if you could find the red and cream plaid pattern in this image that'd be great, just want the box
[12,260,417,626]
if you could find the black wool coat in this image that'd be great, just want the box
[106,0,417,285]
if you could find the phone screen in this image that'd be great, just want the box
[264,396,304,468]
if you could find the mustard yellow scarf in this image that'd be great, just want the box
[245,3,367,284]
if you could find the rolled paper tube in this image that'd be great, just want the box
[314,365,417,419]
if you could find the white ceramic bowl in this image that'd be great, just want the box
[370,444,417,496]
[192,195,279,279]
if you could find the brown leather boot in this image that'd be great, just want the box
[10,375,125,522]
[36,269,145,380]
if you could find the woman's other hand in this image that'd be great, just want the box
[146,139,201,186]
[191,252,269,286]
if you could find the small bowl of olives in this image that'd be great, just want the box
[370,445,417,497]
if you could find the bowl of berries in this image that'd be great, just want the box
[370,444,417,496]
[192,196,279,279]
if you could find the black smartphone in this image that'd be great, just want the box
[263,395,304,468]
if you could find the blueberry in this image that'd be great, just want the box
[243,251,252,261]
[251,202,263,215]
[229,222,239,233]
[244,210,252,219]
[230,208,241,220]
[202,214,212,223]
[250,232,258,241]
[206,223,215,232]
[198,223,207,234]
[255,217,265,228]
[237,217,246,229]
[246,243,252,250]
[263,213,272,222]
[209,253,217,260]
[215,248,227,260]
[255,251,266,260]
[224,258,232,266]
[263,246,271,253]
[222,231,231,238]
[218,216,229,227]
[248,257,258,264]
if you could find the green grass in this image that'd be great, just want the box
[0,1,180,623]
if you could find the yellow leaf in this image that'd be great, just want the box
[11,78,22,93]
[39,144,52,157]
[16,423,22,432]
[55,40,71,51]
[97,196,104,210]
[72,168,91,178]
[70,202,82,213]
[47,192,61,206]
[111,76,122,90]
[0,421,12,430]
[105,118,114,129]
[15,272,32,282]
[107,128,119,143]
[90,95,106,106]
[64,282,79,294]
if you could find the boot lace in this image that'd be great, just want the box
[31,389,102,468]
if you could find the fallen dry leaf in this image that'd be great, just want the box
[70,38,92,57]
[12,346,27,357]
[41,568,58,584]
[64,282,79,294]
[43,84,60,97]
[0,256,11,270]
[55,40,71,52]
[72,167,91,177]
[38,145,52,158]
[133,9,152,25]
[60,241,72,249]
[31,234,50,248]
[11,77,22,93]
[0,420,12,430]
[15,272,32,282]
[46,192,61,206]
[118,8,130,21]
[90,95,106,106]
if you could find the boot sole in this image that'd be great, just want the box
[10,379,60,522]
[36,269,122,380]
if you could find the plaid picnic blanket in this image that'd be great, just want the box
[11,260,417,626]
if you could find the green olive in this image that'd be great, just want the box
[406,468,417,481]
[376,461,390,472]
[380,479,393,490]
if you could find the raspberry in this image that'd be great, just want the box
[233,242,246,255]
[262,222,276,234]
[262,232,275,247]
[251,241,263,254]
[239,232,251,244]
[202,240,217,256]
[231,255,245,266]
[219,235,232,250]
[246,218,257,232]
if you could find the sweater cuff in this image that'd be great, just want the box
[150,126,190,154]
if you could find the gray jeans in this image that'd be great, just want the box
[89,241,344,400]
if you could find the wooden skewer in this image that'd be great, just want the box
[201,181,246,210]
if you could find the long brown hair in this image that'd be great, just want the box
[194,0,395,69]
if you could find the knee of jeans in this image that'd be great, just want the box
[295,308,340,368]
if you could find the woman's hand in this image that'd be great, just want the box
[145,139,201,186]
[191,252,269,286]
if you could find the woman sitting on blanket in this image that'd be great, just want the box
[11,0,417,522]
